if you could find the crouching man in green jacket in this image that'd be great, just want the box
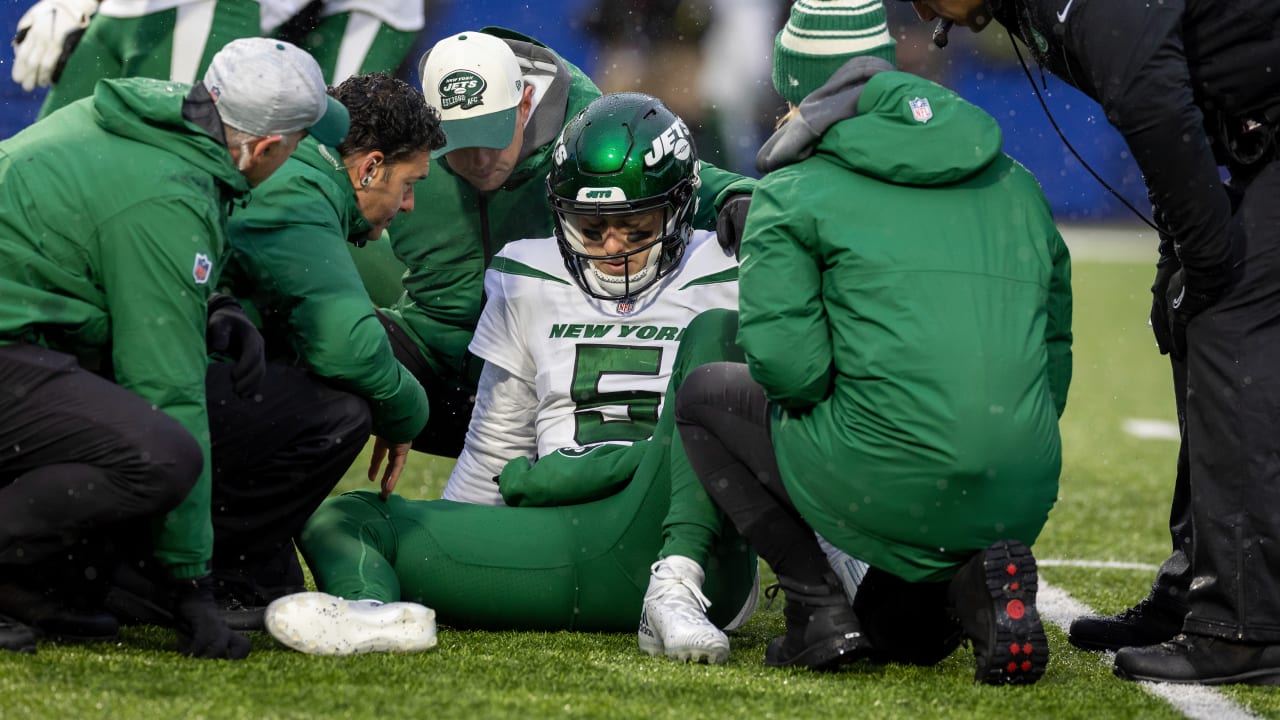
[676,1,1071,685]
[207,73,448,612]
[0,37,348,659]
[104,74,447,631]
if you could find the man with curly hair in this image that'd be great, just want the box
[105,73,446,632]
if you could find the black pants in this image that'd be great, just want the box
[376,311,474,458]
[205,362,370,596]
[675,362,962,664]
[1178,159,1280,641]
[0,344,201,573]
[1144,356,1193,612]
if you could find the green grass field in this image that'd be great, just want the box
[4,246,1278,719]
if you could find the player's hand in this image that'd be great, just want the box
[206,294,266,398]
[171,575,251,660]
[11,0,97,91]
[369,436,411,500]
[715,192,751,258]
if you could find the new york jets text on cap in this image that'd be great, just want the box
[419,31,525,159]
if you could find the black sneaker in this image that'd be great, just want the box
[0,613,37,654]
[1114,633,1280,685]
[765,574,872,670]
[1068,597,1186,652]
[103,563,178,627]
[214,593,266,632]
[948,540,1048,685]
[0,582,118,643]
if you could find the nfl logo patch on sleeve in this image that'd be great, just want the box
[193,253,213,284]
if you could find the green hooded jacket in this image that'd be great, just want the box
[221,138,429,443]
[741,65,1072,583]
[0,78,249,579]
[370,27,754,381]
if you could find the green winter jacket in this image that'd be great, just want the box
[221,138,429,443]
[373,27,754,382]
[741,64,1072,583]
[0,78,249,579]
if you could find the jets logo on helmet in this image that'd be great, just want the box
[578,187,626,201]
[439,71,486,111]
[643,119,692,166]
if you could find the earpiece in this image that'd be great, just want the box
[359,157,381,188]
[932,19,954,48]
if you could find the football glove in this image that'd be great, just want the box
[11,0,98,91]
[714,192,751,258]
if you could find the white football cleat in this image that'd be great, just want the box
[638,556,730,665]
[265,591,437,656]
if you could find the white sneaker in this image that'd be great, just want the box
[724,568,760,632]
[264,591,437,656]
[637,556,729,664]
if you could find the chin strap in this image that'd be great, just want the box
[587,263,654,297]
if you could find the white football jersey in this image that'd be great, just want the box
[443,230,738,505]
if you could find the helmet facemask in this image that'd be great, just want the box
[550,178,696,301]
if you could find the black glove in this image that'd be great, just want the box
[206,294,265,397]
[1163,269,1221,361]
[715,192,752,258]
[171,575,251,659]
[1149,261,1178,356]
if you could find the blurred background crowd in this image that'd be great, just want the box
[0,0,1149,221]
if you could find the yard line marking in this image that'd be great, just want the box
[1039,579,1263,720]
[1039,558,1160,571]
[1124,418,1181,441]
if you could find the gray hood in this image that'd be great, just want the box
[756,56,895,174]
[500,34,572,164]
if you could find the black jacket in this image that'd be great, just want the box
[990,0,1280,286]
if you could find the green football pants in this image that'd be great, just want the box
[41,2,416,121]
[298,309,756,631]
[39,0,260,120]
[293,11,418,84]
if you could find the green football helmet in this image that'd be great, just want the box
[547,92,701,301]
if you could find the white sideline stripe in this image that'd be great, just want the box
[1059,224,1158,263]
[1039,579,1263,720]
[1124,418,1182,441]
[1039,558,1160,571]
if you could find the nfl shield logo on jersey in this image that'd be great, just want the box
[909,97,933,124]
[616,298,635,315]
[192,253,212,284]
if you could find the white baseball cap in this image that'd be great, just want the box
[203,37,349,147]
[419,31,525,159]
